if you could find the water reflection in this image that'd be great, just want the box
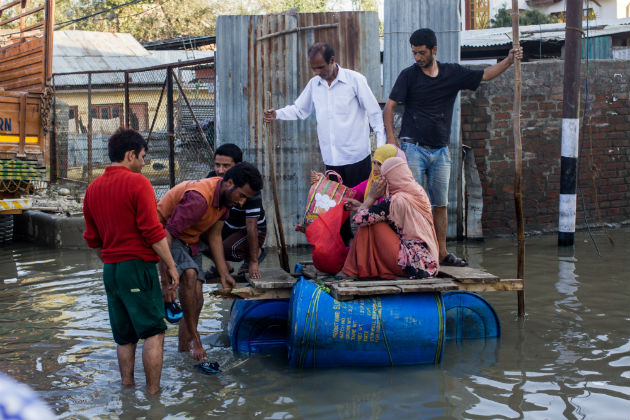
[0,228,629,420]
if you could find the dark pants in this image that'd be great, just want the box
[326,154,372,245]
[222,228,266,262]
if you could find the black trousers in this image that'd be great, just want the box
[326,154,372,245]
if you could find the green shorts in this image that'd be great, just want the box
[103,260,167,345]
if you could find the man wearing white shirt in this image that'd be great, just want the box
[263,42,385,190]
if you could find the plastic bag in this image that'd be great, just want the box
[305,200,350,274]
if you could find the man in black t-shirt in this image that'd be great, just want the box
[384,28,522,267]
[205,144,266,279]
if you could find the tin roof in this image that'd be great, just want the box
[52,30,213,74]
[462,18,630,48]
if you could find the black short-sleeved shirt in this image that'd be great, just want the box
[389,62,484,147]
[224,191,266,233]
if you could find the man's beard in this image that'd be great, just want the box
[220,186,235,208]
[421,54,434,69]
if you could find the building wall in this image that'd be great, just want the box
[461,59,629,237]
[618,0,630,18]
[55,88,213,133]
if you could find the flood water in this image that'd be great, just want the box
[1,228,629,420]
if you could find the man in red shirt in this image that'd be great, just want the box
[83,128,179,394]
[158,162,263,361]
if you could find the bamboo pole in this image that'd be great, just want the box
[265,91,290,272]
[511,0,525,317]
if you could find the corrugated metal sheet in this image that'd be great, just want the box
[216,12,380,246]
[580,36,613,59]
[462,18,630,48]
[383,0,462,240]
[52,31,212,85]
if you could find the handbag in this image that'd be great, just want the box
[297,170,356,232]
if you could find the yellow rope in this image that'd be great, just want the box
[371,297,394,366]
[434,293,444,364]
[299,285,323,368]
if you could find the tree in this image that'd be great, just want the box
[491,5,556,28]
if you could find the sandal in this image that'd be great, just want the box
[441,253,468,267]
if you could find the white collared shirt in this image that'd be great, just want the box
[275,65,385,166]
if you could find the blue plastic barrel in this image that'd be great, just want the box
[442,291,501,340]
[288,279,445,368]
[228,299,290,354]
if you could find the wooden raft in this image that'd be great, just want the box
[211,263,522,301]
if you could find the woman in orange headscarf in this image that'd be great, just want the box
[342,157,439,279]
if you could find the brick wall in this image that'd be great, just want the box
[461,60,629,237]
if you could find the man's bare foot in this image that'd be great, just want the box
[189,338,207,361]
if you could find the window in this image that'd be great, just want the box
[467,0,489,29]
[68,106,79,132]
[90,104,123,121]
[550,8,596,23]
[130,102,149,131]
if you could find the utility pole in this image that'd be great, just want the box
[511,0,525,316]
[558,0,583,247]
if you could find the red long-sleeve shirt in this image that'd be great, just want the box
[83,166,166,264]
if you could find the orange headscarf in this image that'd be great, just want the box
[381,157,439,263]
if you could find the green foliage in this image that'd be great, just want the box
[52,0,382,42]
[491,5,556,28]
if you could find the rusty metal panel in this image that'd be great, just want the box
[383,0,462,240]
[217,12,380,246]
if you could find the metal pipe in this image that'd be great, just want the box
[172,71,214,159]
[124,72,130,128]
[147,77,167,147]
[52,57,214,77]
[50,75,57,183]
[167,67,175,188]
[87,73,93,183]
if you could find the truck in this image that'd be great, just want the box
[0,0,54,244]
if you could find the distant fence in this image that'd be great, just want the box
[50,57,215,198]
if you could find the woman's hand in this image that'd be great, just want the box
[311,170,323,184]
[343,198,362,212]
[368,178,386,201]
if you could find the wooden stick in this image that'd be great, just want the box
[265,91,290,272]
[511,0,525,317]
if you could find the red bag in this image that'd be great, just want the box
[297,170,356,232]
[305,200,350,274]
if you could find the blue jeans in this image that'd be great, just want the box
[401,141,451,207]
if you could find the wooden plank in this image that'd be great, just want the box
[0,0,23,13]
[455,279,523,292]
[397,280,459,293]
[247,267,297,289]
[0,51,42,74]
[331,285,401,301]
[330,278,459,300]
[211,287,292,300]
[334,278,441,288]
[0,4,44,26]
[0,37,44,61]
[437,265,499,283]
